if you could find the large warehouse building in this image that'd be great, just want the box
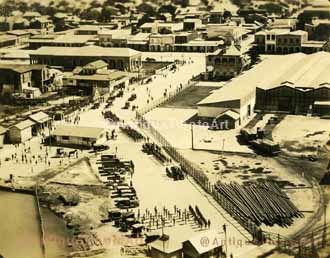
[197,51,330,128]
[255,52,330,115]
[30,45,142,72]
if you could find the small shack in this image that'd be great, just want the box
[214,110,240,130]
[182,230,224,258]
[149,235,182,258]
[52,125,105,148]
[28,111,52,135]
[9,119,35,143]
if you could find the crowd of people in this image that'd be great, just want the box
[135,205,211,232]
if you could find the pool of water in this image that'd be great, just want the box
[0,191,70,258]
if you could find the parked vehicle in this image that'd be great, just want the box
[91,102,100,109]
[250,139,281,156]
[240,128,258,141]
[93,144,109,152]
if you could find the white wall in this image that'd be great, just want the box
[9,127,32,143]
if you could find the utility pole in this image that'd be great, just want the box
[191,123,194,150]
[323,199,327,248]
[223,224,228,258]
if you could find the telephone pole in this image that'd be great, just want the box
[191,123,194,150]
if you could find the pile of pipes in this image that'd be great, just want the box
[120,125,145,141]
[214,181,303,227]
[142,143,171,163]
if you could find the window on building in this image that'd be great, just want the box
[62,136,69,140]
[271,35,275,40]
[266,35,271,40]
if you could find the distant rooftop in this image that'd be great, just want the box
[0,63,46,73]
[83,60,108,70]
[31,46,141,57]
[0,34,17,42]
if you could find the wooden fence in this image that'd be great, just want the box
[135,111,265,243]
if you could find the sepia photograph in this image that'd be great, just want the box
[0,0,329,257]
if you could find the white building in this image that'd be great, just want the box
[9,120,35,143]
[52,125,106,148]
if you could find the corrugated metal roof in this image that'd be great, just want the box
[52,125,104,139]
[12,120,35,130]
[29,111,50,124]
[198,52,330,106]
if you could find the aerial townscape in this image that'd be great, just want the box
[0,0,329,257]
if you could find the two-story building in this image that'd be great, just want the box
[255,29,327,54]
[205,45,250,80]
[140,22,183,34]
[149,34,175,52]
[98,29,131,47]
[305,19,330,41]
[0,64,51,96]
[63,60,129,95]
[30,17,55,34]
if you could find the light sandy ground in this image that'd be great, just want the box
[273,115,330,156]
[48,158,101,185]
[58,101,276,258]
[0,133,90,180]
[180,149,318,238]
[109,53,206,122]
[2,52,322,258]
[144,107,253,153]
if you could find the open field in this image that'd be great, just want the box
[144,107,253,153]
[180,149,319,238]
[273,115,330,156]
[162,85,219,109]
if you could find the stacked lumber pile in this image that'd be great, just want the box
[214,181,303,227]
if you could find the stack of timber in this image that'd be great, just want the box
[214,181,303,227]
